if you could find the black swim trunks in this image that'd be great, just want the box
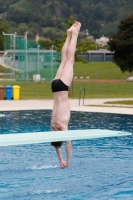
[51,79,70,93]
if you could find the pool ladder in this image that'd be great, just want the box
[79,87,85,106]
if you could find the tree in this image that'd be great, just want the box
[53,16,74,65]
[108,14,133,72]
[75,38,98,63]
[38,38,52,49]
[1,0,133,39]
[7,6,27,23]
[0,22,9,50]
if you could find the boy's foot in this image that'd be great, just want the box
[67,21,78,33]
[71,22,81,34]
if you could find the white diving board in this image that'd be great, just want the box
[0,129,132,147]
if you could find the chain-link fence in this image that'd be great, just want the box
[3,33,59,82]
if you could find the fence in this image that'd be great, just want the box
[3,33,59,82]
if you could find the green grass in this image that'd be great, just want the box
[104,100,133,105]
[0,65,11,73]
[0,81,133,99]
[0,65,4,72]
[0,62,133,99]
[70,81,133,98]
[74,62,133,80]
[0,82,53,99]
[1,62,132,80]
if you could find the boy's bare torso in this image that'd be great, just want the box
[51,91,70,130]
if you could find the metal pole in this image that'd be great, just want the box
[51,45,54,80]
[79,87,82,106]
[25,32,28,81]
[96,71,98,95]
[72,78,74,96]
[79,87,86,106]
[2,32,16,81]
[83,88,85,106]
[2,32,14,36]
[13,32,16,80]
[128,70,130,95]
[38,45,40,74]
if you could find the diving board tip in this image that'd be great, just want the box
[0,129,132,147]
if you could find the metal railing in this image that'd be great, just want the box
[79,87,85,106]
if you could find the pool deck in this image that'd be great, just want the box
[0,98,133,115]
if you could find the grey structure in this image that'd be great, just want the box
[79,49,114,62]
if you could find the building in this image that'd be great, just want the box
[79,49,114,62]
[95,36,109,46]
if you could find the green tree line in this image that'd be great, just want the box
[0,0,133,39]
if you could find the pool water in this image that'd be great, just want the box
[0,110,133,200]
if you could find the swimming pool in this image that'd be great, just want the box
[0,110,133,200]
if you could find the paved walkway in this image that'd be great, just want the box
[0,98,133,115]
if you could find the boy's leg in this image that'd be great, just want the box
[54,33,71,80]
[54,22,78,80]
[60,22,81,86]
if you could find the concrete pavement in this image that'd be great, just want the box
[0,98,133,115]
